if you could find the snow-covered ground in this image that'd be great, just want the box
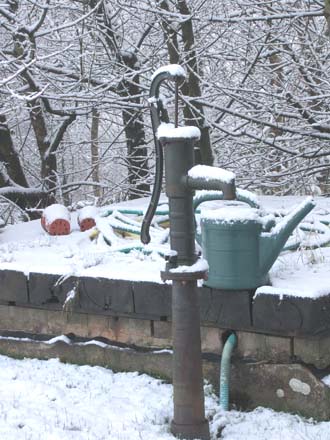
[0,354,329,440]
[0,195,329,298]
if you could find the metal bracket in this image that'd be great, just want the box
[161,269,208,282]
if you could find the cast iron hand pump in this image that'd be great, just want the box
[141,66,210,440]
[141,67,183,246]
[141,65,239,440]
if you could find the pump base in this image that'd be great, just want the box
[171,419,210,440]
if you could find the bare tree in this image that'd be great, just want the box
[88,0,151,199]
[1,0,329,220]
[194,0,330,194]
[0,0,79,211]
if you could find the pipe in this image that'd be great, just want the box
[219,332,237,411]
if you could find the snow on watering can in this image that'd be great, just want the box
[200,197,315,289]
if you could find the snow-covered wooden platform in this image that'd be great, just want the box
[0,195,329,336]
[0,195,329,295]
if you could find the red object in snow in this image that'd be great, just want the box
[77,206,98,232]
[79,217,96,232]
[41,204,71,236]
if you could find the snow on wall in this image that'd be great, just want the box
[254,285,330,300]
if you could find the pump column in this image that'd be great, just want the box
[159,128,210,440]
[162,135,196,265]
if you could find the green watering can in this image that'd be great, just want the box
[200,197,315,290]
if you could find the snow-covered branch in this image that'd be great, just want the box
[209,9,323,23]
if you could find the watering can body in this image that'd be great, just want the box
[201,199,315,290]
[202,216,265,289]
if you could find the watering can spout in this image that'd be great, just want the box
[259,197,315,276]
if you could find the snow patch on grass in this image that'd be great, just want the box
[0,355,328,440]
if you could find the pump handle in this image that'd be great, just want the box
[141,68,186,244]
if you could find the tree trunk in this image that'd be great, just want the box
[120,58,149,199]
[177,0,213,165]
[28,100,56,191]
[0,115,29,187]
[325,0,330,36]
[0,115,54,214]
[159,0,214,165]
[94,4,150,200]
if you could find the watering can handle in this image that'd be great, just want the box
[141,67,186,245]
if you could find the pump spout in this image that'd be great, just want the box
[259,197,315,276]
[187,165,236,200]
